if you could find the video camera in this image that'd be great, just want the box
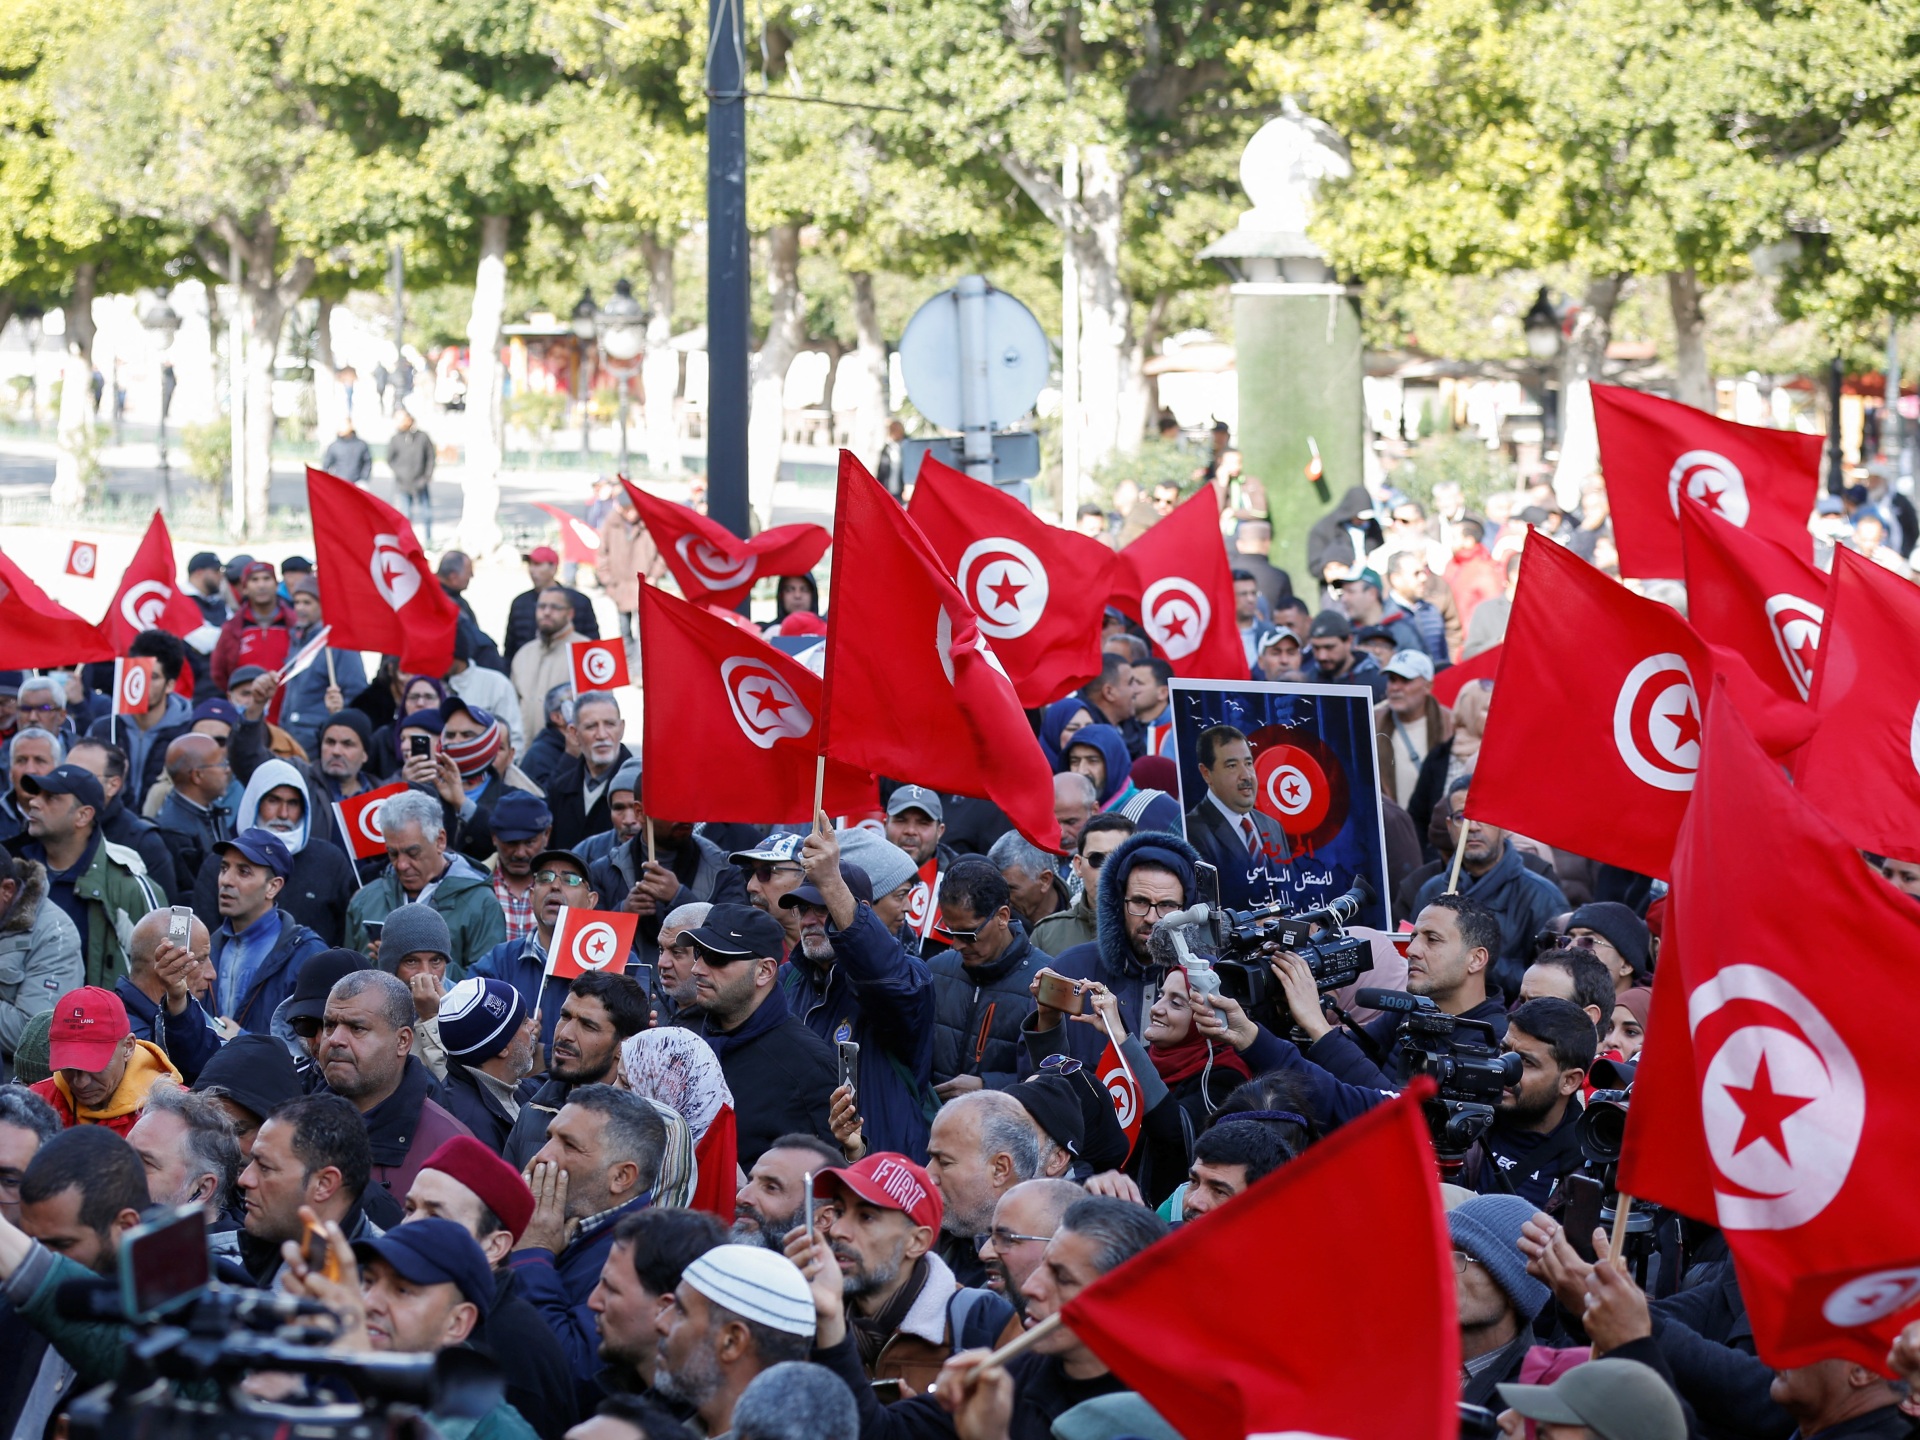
[59,1204,497,1440]
[1354,989,1523,1166]
[1149,877,1376,1024]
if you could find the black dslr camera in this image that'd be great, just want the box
[1149,878,1375,1022]
[60,1204,495,1440]
[1355,989,1523,1166]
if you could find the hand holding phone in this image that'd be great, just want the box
[302,1217,341,1283]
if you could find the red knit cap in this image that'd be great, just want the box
[420,1137,536,1242]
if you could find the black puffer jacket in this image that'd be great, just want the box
[929,923,1050,1090]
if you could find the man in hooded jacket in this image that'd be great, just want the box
[188,759,358,946]
[1057,724,1181,835]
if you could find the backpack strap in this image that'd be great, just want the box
[946,1285,1015,1353]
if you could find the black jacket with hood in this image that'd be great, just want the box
[1306,485,1384,585]
[928,920,1049,1090]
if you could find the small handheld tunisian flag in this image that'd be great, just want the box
[1794,548,1920,863]
[1096,1037,1144,1160]
[305,467,459,676]
[65,540,98,578]
[105,510,208,653]
[1591,382,1821,579]
[638,584,872,822]
[821,453,1062,852]
[546,908,641,981]
[1062,1083,1456,1440]
[1113,487,1246,679]
[1678,494,1829,705]
[1618,688,1920,1370]
[332,781,409,861]
[624,479,830,610]
[907,455,1114,706]
[1468,533,1812,879]
[532,503,601,566]
[0,549,112,666]
[113,658,158,716]
[571,637,630,693]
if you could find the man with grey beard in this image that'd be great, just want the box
[655,901,709,1023]
[731,1134,841,1249]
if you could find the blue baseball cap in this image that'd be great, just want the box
[213,826,294,879]
[489,791,552,842]
[352,1217,494,1321]
[191,698,243,730]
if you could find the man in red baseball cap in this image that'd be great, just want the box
[30,986,180,1133]
[402,1137,576,1439]
[504,545,599,667]
[800,1152,1014,1395]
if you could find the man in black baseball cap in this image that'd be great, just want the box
[186,553,231,628]
[17,764,161,988]
[282,948,368,1072]
[1306,608,1386,698]
[686,904,837,1165]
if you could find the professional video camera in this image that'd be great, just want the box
[1149,877,1376,1025]
[1558,1054,1668,1281]
[1355,988,1523,1168]
[58,1204,499,1439]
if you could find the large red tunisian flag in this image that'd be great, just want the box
[1794,547,1920,863]
[1591,382,1821,579]
[0,550,111,666]
[1618,689,1920,1370]
[1468,533,1812,878]
[1062,1084,1456,1440]
[104,510,206,653]
[907,455,1114,706]
[305,467,459,676]
[623,479,830,610]
[821,453,1063,852]
[638,584,873,822]
[1678,495,1829,705]
[1112,487,1246,679]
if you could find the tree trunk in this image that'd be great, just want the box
[747,222,804,528]
[845,270,890,472]
[1667,269,1711,411]
[1551,274,1627,509]
[1072,145,1137,468]
[458,214,510,555]
[218,214,316,536]
[640,231,681,477]
[50,263,98,510]
[312,295,344,439]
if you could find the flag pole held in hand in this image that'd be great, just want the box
[1608,1194,1634,1270]
[1446,812,1472,894]
[969,1313,1062,1370]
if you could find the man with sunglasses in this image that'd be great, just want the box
[929,859,1050,1100]
[730,833,809,952]
[1031,815,1133,959]
[472,848,606,1058]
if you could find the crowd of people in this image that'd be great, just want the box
[0,464,1912,1440]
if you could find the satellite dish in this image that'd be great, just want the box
[896,281,1049,433]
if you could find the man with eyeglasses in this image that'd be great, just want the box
[976,1177,1080,1316]
[155,732,235,898]
[1412,774,1568,995]
[730,833,809,952]
[1449,1193,1552,1407]
[927,858,1051,1101]
[1033,829,1202,1069]
[1032,814,1132,959]
[779,821,934,1159]
[11,678,74,753]
[473,847,608,1058]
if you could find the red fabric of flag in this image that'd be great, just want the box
[1095,1038,1143,1160]
[1618,686,1920,1369]
[638,584,872,823]
[1062,1083,1457,1440]
[1591,382,1821,579]
[102,512,202,654]
[332,781,409,861]
[0,550,111,666]
[1794,547,1920,862]
[571,637,630,693]
[305,467,458,675]
[623,479,830,610]
[1431,643,1501,708]
[532,503,601,565]
[820,453,1062,852]
[1678,494,1829,705]
[547,908,641,980]
[907,455,1114,705]
[1112,488,1246,679]
[1468,533,1811,878]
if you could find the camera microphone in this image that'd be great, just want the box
[1354,988,1436,1013]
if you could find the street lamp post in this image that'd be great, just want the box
[1523,286,1563,447]
[142,292,182,508]
[572,289,598,460]
[598,279,647,477]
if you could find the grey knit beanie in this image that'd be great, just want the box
[836,827,917,900]
[378,902,452,973]
[610,758,642,797]
[1449,1194,1550,1322]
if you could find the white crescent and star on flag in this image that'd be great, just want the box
[1668,449,1751,526]
[956,537,1049,640]
[1613,652,1702,791]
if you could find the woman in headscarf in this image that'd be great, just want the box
[367,673,450,776]
[1038,697,1095,770]
[1024,967,1249,1208]
[766,573,821,632]
[1408,678,1493,854]
[619,1027,738,1220]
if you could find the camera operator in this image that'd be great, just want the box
[279,1213,541,1439]
[1461,997,1593,1205]
[1277,894,1509,1093]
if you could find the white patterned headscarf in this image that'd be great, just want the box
[620,1028,734,1142]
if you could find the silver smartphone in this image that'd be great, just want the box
[167,904,194,950]
[837,1040,860,1101]
[803,1170,819,1251]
